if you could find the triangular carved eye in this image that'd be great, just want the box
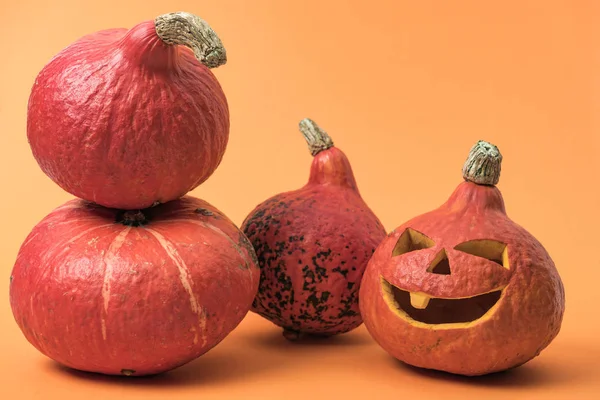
[427,249,451,275]
[392,228,435,257]
[454,239,509,269]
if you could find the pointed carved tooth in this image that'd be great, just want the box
[410,292,431,309]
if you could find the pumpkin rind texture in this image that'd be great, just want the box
[9,196,259,376]
[27,20,229,210]
[359,143,565,376]
[242,120,387,338]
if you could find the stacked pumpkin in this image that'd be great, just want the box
[9,10,389,376]
[9,12,260,376]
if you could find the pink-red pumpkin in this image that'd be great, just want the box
[27,12,229,210]
[9,196,259,376]
[359,141,565,376]
[242,119,386,340]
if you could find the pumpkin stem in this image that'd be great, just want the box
[299,118,335,156]
[462,140,502,186]
[116,210,148,227]
[154,12,226,68]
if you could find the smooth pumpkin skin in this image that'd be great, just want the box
[27,21,229,210]
[9,196,259,376]
[359,181,565,376]
[242,146,387,336]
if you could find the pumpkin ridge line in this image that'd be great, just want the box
[146,228,206,346]
[100,226,131,341]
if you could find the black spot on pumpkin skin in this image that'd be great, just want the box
[194,208,214,217]
[252,209,266,219]
[337,291,360,318]
[332,266,349,278]
[247,204,292,325]
[243,197,372,333]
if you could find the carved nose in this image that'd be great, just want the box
[427,249,451,275]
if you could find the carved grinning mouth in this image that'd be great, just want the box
[381,278,504,325]
[381,277,506,326]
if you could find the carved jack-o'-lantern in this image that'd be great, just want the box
[359,141,565,376]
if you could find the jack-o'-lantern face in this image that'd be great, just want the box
[358,140,565,376]
[380,227,513,328]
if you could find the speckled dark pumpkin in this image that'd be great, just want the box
[241,119,386,340]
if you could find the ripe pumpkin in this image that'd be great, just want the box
[359,140,565,376]
[9,196,259,376]
[27,12,229,210]
[242,119,386,340]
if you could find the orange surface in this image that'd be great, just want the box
[1,0,599,398]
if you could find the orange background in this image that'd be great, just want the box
[1,0,599,398]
